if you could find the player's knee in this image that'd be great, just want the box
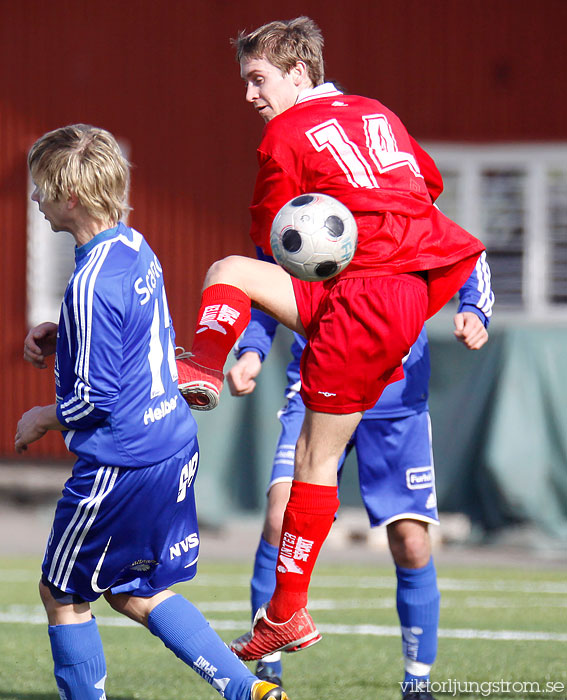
[105,591,149,625]
[388,520,431,568]
[293,446,341,484]
[104,591,148,623]
[205,255,244,286]
[104,590,125,613]
[105,589,174,627]
[38,578,89,622]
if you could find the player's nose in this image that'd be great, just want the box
[245,83,259,103]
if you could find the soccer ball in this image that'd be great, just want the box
[270,193,358,281]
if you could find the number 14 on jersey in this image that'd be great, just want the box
[307,115,422,189]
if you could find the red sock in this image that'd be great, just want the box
[268,481,339,622]
[190,284,251,370]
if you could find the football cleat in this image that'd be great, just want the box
[231,604,321,661]
[251,680,289,700]
[255,660,282,687]
[402,682,436,700]
[176,349,223,410]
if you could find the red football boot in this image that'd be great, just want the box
[231,604,321,661]
[176,350,224,411]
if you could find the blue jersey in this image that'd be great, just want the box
[235,252,494,418]
[55,223,197,467]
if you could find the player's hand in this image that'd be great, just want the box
[453,311,488,350]
[226,351,263,396]
[24,322,58,368]
[14,405,54,453]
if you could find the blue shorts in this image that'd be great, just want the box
[269,394,438,527]
[42,439,200,603]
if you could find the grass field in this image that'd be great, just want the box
[1,557,565,700]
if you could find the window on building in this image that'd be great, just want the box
[26,174,76,327]
[26,140,130,328]
[425,143,567,317]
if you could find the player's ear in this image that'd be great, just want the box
[66,193,79,210]
[291,61,309,86]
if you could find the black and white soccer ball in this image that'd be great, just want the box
[270,193,358,282]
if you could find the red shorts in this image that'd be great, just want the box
[291,273,428,414]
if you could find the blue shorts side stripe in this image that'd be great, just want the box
[48,466,118,590]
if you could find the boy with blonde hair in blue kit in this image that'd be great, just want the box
[16,123,288,700]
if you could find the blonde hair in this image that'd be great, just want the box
[233,16,324,87]
[28,124,130,224]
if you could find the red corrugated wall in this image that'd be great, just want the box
[1,0,566,459]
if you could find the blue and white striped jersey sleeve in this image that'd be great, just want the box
[457,251,495,327]
[56,247,124,430]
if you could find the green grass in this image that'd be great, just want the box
[1,558,566,699]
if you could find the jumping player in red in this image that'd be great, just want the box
[176,17,486,663]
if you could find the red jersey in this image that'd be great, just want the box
[249,84,485,317]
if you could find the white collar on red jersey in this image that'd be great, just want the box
[296,82,343,104]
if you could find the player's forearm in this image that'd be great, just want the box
[15,404,65,453]
[33,404,65,432]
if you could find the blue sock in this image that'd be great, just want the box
[48,618,106,699]
[250,535,278,618]
[250,536,283,680]
[396,557,440,690]
[148,594,256,700]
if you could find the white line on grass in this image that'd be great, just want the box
[195,597,567,611]
[209,621,567,643]
[181,574,567,595]
[2,573,566,595]
[0,571,38,582]
[1,607,566,642]
[460,596,567,608]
